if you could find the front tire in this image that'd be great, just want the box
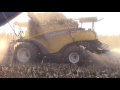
[64,46,87,66]
[13,42,43,64]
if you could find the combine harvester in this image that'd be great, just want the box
[0,12,109,65]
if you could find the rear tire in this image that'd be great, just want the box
[13,42,43,64]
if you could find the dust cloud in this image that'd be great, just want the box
[87,48,120,68]
[0,39,9,63]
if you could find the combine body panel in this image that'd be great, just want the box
[11,13,109,65]
[21,18,97,54]
[28,29,96,53]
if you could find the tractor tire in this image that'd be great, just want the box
[13,42,43,64]
[63,46,88,66]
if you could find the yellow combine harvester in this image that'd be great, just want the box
[10,14,109,65]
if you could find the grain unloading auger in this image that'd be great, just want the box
[1,12,110,65]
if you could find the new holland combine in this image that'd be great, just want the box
[0,12,109,65]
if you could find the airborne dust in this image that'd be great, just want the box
[92,35,120,68]
[0,38,8,63]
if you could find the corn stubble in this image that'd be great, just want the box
[0,62,120,78]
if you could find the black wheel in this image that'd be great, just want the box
[13,42,43,64]
[63,46,87,66]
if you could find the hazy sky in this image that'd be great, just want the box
[0,12,120,35]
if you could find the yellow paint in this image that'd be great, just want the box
[25,29,96,53]
[15,20,97,54]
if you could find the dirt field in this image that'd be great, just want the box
[0,33,120,78]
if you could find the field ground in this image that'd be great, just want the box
[0,33,120,78]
